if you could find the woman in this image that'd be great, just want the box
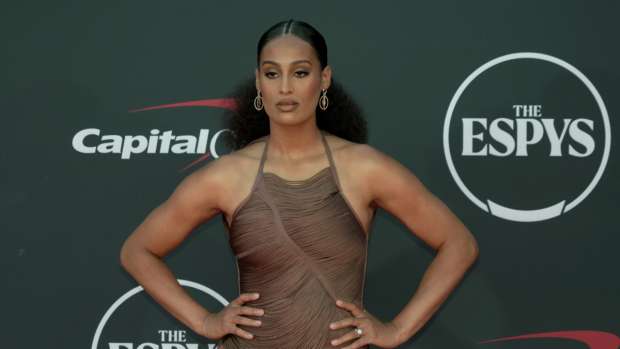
[120,19,479,349]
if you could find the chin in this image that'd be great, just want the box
[274,114,311,125]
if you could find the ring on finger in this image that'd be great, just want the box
[355,327,363,336]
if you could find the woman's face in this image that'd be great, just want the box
[256,34,331,126]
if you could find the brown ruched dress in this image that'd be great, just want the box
[218,130,374,349]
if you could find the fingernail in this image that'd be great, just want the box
[331,339,337,345]
[329,323,334,329]
[336,299,342,305]
[254,293,260,297]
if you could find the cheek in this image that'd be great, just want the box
[261,82,279,97]
[300,83,320,103]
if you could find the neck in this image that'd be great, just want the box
[267,121,323,161]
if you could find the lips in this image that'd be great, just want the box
[276,100,298,106]
[276,99,299,111]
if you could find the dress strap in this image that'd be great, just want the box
[257,134,270,174]
[319,130,344,191]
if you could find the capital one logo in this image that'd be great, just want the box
[443,52,611,222]
[92,279,227,349]
[72,128,229,160]
[72,98,236,161]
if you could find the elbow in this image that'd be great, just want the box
[465,236,479,263]
[445,233,479,263]
[119,239,137,271]
[119,243,130,270]
[119,238,157,272]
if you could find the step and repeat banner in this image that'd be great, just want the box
[3,1,618,348]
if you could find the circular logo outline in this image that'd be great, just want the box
[91,279,228,349]
[443,52,611,222]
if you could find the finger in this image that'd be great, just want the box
[231,292,260,306]
[234,326,255,340]
[237,306,265,317]
[329,317,357,330]
[233,314,262,327]
[330,329,361,347]
[342,337,368,349]
[335,299,365,317]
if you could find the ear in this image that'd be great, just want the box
[321,65,332,90]
[255,68,260,91]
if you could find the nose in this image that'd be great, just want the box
[279,75,293,94]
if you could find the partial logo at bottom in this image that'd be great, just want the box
[481,330,620,349]
[92,279,228,349]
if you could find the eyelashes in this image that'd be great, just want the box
[264,71,309,79]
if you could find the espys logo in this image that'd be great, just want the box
[91,279,227,349]
[443,52,611,222]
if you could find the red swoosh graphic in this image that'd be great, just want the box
[128,97,237,171]
[177,152,211,173]
[480,330,620,349]
[129,98,237,112]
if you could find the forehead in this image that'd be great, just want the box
[260,35,318,65]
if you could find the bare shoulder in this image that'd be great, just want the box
[204,139,264,183]
[322,132,397,208]
[171,140,260,207]
[322,131,396,178]
[323,132,425,205]
[322,132,372,158]
[205,138,268,218]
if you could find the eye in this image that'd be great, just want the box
[265,72,278,78]
[295,71,309,77]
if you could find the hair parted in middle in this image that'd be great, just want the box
[223,19,368,150]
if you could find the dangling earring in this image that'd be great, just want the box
[254,90,264,111]
[319,88,329,111]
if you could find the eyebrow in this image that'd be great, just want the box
[261,59,312,67]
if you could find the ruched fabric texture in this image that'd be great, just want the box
[218,130,370,349]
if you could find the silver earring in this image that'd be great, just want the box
[319,88,329,111]
[254,90,264,111]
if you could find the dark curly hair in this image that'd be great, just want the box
[223,19,368,150]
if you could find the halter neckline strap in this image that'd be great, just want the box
[257,130,337,181]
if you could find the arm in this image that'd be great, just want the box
[119,157,229,335]
[364,146,479,343]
